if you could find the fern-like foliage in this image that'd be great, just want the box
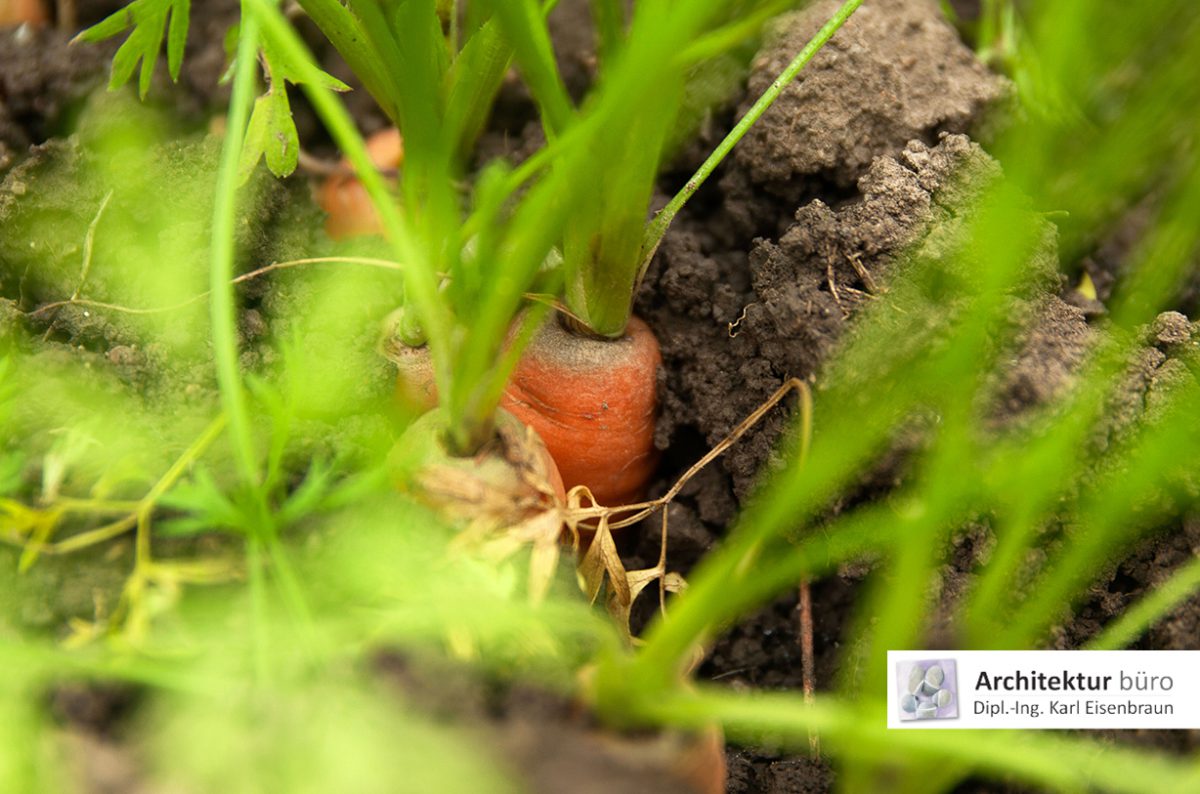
[75,0,191,98]
[238,39,349,181]
[79,1,350,181]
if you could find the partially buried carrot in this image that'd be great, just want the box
[501,314,661,506]
[380,313,436,412]
[0,0,47,25]
[316,127,403,240]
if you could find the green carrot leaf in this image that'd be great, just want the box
[166,0,190,80]
[237,39,350,182]
[444,18,513,157]
[485,0,574,135]
[238,88,297,181]
[75,0,192,97]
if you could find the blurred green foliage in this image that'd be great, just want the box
[3,0,1200,793]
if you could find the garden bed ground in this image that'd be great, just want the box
[3,0,1200,791]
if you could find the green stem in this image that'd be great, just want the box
[295,0,403,122]
[637,0,864,278]
[246,0,451,413]
[608,687,1200,794]
[210,8,263,487]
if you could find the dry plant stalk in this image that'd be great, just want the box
[440,378,813,646]
[561,378,813,640]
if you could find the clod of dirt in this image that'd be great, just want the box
[646,133,1048,498]
[51,682,139,735]
[374,654,721,794]
[735,0,1006,194]
[987,296,1094,426]
[0,24,114,167]
[1148,310,1193,349]
[1097,312,1200,450]
[0,95,321,403]
[727,753,832,794]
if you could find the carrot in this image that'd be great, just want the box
[0,0,47,25]
[501,314,661,506]
[381,320,437,412]
[397,406,565,540]
[316,127,403,240]
[384,311,661,506]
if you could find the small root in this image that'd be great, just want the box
[847,252,882,295]
[827,263,849,318]
[561,378,813,640]
[298,148,399,179]
[798,579,820,759]
[41,190,111,340]
[727,304,751,338]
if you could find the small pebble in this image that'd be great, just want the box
[1151,311,1192,348]
[906,666,925,695]
[934,688,953,708]
[900,693,918,713]
[916,702,938,719]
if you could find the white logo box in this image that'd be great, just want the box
[887,650,1197,729]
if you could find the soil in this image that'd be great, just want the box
[627,0,1200,789]
[4,0,1200,792]
[0,22,114,168]
[736,0,1006,191]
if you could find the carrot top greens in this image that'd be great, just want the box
[82,0,860,453]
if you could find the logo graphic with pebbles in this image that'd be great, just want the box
[897,659,958,721]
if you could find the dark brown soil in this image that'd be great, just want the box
[737,0,1006,191]
[0,23,113,168]
[627,1,1200,790]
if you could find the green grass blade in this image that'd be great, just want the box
[295,0,403,122]
[487,0,575,136]
[209,11,263,486]
[444,19,513,158]
[640,0,864,275]
[590,0,624,65]
[617,688,1200,794]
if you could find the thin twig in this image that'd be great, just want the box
[42,190,112,340]
[29,256,406,318]
[728,304,750,338]
[827,263,848,318]
[798,579,820,759]
[847,251,881,294]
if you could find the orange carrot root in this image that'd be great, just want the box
[502,315,661,506]
[0,0,47,26]
[317,127,403,240]
[382,337,437,411]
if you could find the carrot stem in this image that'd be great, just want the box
[638,0,865,280]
